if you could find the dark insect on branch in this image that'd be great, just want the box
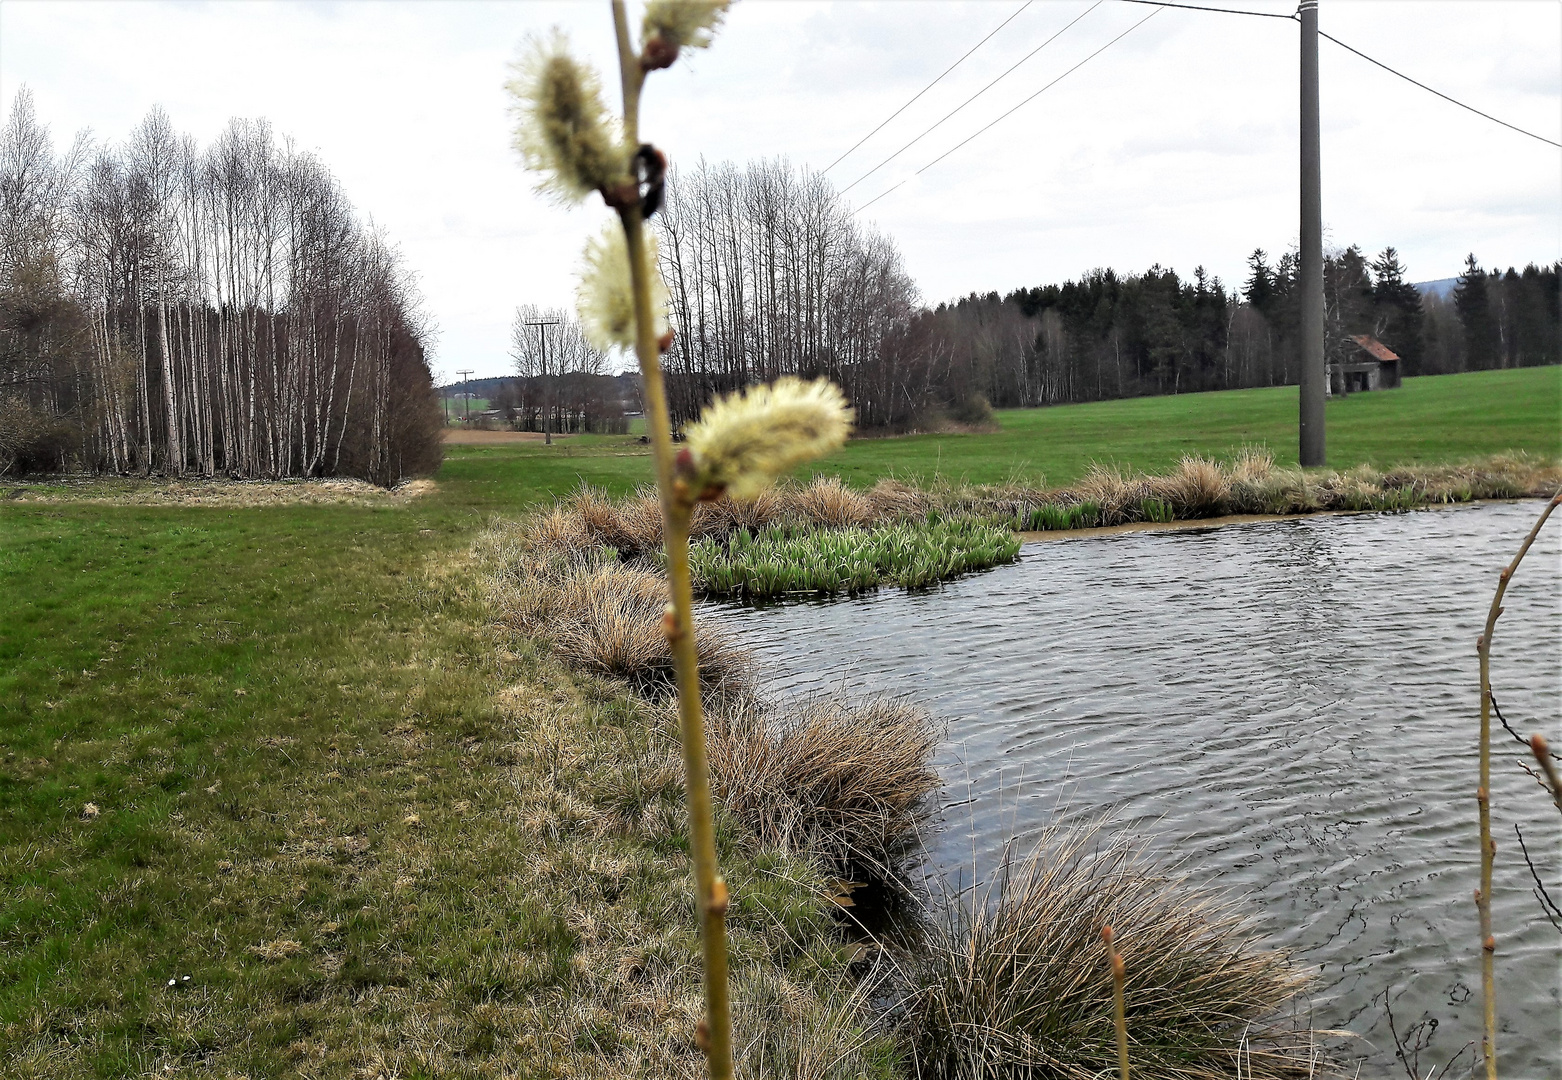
[634,144,667,218]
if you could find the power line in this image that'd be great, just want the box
[1318,30,1561,150]
[823,1,1034,175]
[852,1,1557,218]
[1131,0,1560,148]
[1118,0,1292,17]
[855,6,1162,214]
[840,0,1106,197]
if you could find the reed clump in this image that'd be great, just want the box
[707,694,941,884]
[548,453,1559,558]
[476,523,942,886]
[479,530,752,695]
[999,451,1559,531]
[905,823,1316,1080]
[507,477,1022,601]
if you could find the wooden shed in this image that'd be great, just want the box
[1329,335,1402,395]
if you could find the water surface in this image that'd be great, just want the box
[709,501,1561,1077]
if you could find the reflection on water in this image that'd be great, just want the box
[707,501,1561,1077]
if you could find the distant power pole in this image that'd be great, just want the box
[457,369,474,423]
[1298,0,1326,467]
[524,318,562,445]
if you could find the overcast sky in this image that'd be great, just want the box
[2,0,1558,380]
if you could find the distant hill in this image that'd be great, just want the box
[1413,278,1458,300]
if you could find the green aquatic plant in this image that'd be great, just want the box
[689,519,1020,600]
[1138,497,1174,523]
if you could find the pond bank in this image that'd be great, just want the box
[1016,496,1542,542]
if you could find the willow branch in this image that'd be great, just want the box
[1474,489,1561,1080]
[608,4,733,1078]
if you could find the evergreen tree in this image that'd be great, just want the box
[1243,249,1275,314]
[1369,247,1423,371]
[1453,253,1500,368]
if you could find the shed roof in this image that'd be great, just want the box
[1350,334,1400,363]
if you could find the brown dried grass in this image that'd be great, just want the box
[478,528,751,695]
[707,695,941,883]
[0,475,436,507]
[790,476,878,529]
[907,822,1320,1080]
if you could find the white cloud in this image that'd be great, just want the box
[2,0,1556,380]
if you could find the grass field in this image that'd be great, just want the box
[438,366,1561,501]
[1,366,1557,1075]
[440,395,491,417]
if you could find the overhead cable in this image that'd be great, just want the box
[823,1,1034,175]
[1318,30,1561,149]
[840,0,1106,197]
[1118,0,1293,18]
[855,6,1162,214]
[1130,0,1561,148]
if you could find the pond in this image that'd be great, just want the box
[708,500,1561,1078]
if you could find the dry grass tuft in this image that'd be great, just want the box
[906,822,1318,1080]
[866,478,936,522]
[1149,456,1231,516]
[730,967,894,1080]
[791,476,877,529]
[707,695,941,884]
[477,529,751,695]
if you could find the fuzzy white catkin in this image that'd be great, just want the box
[576,224,669,352]
[685,378,854,498]
[507,30,624,203]
[642,0,731,50]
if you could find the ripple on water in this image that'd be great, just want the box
[707,501,1561,1078]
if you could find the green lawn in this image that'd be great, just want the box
[0,366,1556,1075]
[438,366,1562,498]
[825,365,1561,487]
[440,395,491,417]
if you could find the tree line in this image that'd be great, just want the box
[561,154,1554,432]
[921,246,1557,415]
[0,90,442,483]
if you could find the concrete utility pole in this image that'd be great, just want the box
[457,369,473,423]
[1298,0,1326,467]
[524,318,562,445]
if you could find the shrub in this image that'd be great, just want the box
[905,823,1315,1080]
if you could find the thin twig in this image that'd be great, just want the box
[1474,489,1562,1080]
[1513,824,1562,932]
[1529,733,1562,814]
[1490,693,1562,761]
